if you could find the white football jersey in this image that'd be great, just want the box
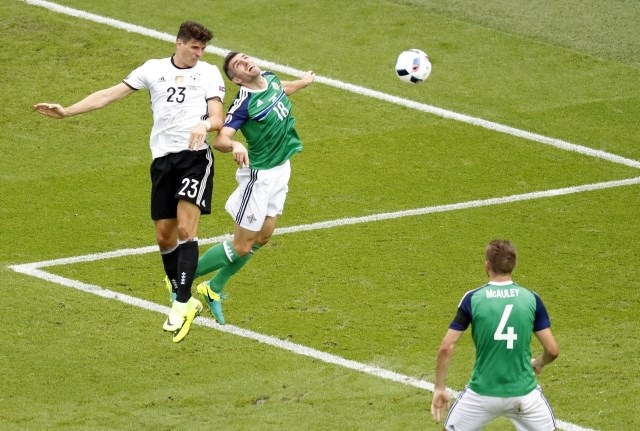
[124,57,225,159]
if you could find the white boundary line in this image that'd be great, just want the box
[11,179,640,431]
[11,176,640,269]
[19,2,637,429]
[23,0,640,171]
[7,268,598,431]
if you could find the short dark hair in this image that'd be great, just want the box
[485,239,517,275]
[177,21,213,44]
[223,51,240,80]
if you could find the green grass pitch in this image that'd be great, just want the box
[2,0,639,430]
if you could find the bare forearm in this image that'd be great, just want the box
[536,349,558,367]
[206,98,224,132]
[434,345,454,388]
[532,328,559,374]
[207,116,223,133]
[434,329,462,388]
[64,88,119,116]
[282,71,316,95]
[212,129,248,166]
[213,133,234,153]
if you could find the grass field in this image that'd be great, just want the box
[3,0,640,430]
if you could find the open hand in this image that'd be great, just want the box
[33,103,67,119]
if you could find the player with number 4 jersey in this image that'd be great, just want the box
[431,240,560,431]
[457,282,546,397]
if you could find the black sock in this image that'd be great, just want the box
[161,244,179,292]
[176,240,198,303]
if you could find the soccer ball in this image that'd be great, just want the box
[395,49,432,84]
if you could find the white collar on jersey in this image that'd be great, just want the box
[487,280,514,286]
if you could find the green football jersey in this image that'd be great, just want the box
[451,281,551,397]
[224,72,302,170]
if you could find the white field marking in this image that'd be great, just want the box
[24,0,640,171]
[19,2,623,429]
[11,176,640,269]
[10,179,639,431]
[10,265,439,394]
[10,269,593,431]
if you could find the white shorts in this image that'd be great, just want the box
[444,386,556,431]
[225,160,291,232]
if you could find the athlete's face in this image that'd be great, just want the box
[174,38,206,68]
[228,53,262,83]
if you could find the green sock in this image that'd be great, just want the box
[210,243,262,293]
[196,240,239,277]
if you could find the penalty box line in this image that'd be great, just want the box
[24,0,640,170]
[11,175,640,270]
[7,181,620,431]
[8,267,597,431]
[17,4,632,428]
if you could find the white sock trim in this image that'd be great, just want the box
[160,243,179,255]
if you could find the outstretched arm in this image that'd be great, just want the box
[431,328,463,422]
[531,328,559,375]
[281,71,316,95]
[34,82,135,119]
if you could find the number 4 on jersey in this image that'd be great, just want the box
[494,304,518,349]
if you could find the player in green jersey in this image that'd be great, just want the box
[431,240,560,431]
[194,52,315,324]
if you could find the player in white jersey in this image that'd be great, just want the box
[34,21,225,342]
[431,240,560,431]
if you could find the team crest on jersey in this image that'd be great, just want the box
[175,75,184,84]
[272,82,280,90]
[188,73,201,84]
[246,214,257,224]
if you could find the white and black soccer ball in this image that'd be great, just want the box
[395,49,432,84]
